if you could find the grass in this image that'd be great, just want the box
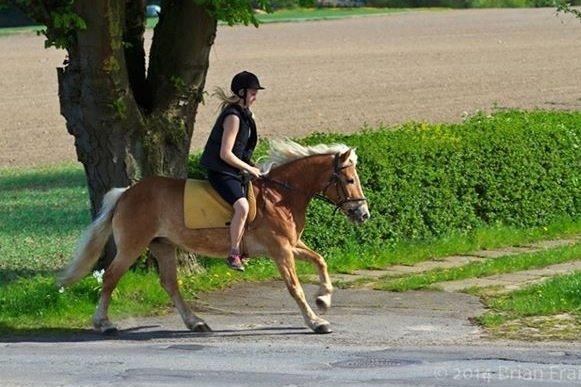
[480,271,581,322]
[0,270,168,330]
[1,229,577,333]
[475,271,581,340]
[0,162,285,332]
[150,7,415,27]
[325,216,581,274]
[258,6,411,18]
[0,163,89,282]
[0,257,285,333]
[374,242,581,291]
[0,25,44,37]
[0,7,416,38]
[227,6,414,24]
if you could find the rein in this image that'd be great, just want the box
[257,153,367,215]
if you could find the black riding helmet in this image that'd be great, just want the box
[230,71,265,103]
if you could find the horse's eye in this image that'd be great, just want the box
[346,179,354,184]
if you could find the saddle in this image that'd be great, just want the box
[183,179,256,229]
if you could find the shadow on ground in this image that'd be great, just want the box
[0,323,311,343]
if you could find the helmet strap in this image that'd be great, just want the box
[238,89,247,107]
[242,89,248,107]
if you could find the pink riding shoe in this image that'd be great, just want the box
[227,255,245,272]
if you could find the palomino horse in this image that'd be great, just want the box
[59,140,370,334]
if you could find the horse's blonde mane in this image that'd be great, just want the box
[258,138,357,173]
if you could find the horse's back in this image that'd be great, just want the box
[113,176,186,229]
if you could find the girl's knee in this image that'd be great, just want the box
[233,198,249,214]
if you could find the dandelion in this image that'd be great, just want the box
[92,269,105,284]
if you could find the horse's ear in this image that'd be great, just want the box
[339,148,353,164]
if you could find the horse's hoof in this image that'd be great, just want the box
[191,322,212,333]
[94,319,118,335]
[314,323,333,334]
[315,296,330,314]
[101,326,119,336]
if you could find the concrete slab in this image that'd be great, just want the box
[329,238,578,289]
[437,278,516,292]
[529,238,578,250]
[352,269,396,278]
[436,260,581,293]
[469,249,521,259]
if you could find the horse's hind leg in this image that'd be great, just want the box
[293,240,333,313]
[93,244,143,334]
[149,241,211,333]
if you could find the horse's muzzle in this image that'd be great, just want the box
[348,205,370,224]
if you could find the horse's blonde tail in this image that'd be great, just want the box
[58,187,129,287]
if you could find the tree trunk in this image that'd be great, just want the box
[56,0,217,268]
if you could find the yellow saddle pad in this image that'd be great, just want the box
[183,179,256,229]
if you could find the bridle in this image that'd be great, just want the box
[314,153,368,215]
[259,153,368,215]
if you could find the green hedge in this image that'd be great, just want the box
[189,110,580,253]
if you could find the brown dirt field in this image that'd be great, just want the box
[0,8,580,168]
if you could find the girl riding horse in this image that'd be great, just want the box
[59,141,369,335]
[200,71,265,272]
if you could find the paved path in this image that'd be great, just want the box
[438,260,581,293]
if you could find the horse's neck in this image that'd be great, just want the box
[257,154,330,236]
[269,154,332,201]
[255,154,333,240]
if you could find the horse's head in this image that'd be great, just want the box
[320,149,370,224]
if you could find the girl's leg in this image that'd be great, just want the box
[228,198,249,268]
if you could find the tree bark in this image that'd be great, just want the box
[58,0,145,218]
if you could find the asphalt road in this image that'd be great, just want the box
[1,282,580,386]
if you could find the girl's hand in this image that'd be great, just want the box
[247,166,262,178]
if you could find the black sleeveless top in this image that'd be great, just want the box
[200,104,258,175]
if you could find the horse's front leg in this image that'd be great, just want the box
[293,240,333,314]
[271,245,332,334]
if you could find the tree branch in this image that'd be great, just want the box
[74,0,143,128]
[147,0,217,120]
